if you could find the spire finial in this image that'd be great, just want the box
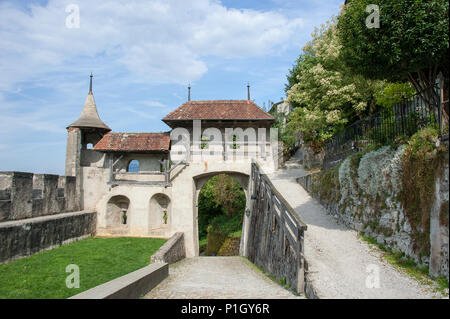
[188,83,191,102]
[89,73,93,94]
[247,82,250,100]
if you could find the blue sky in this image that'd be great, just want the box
[0,0,343,174]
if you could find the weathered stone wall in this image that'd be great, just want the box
[0,210,97,263]
[302,145,325,170]
[0,172,80,222]
[243,163,306,294]
[150,232,185,264]
[297,145,449,279]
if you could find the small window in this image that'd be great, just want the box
[232,135,240,149]
[87,143,94,149]
[127,160,140,172]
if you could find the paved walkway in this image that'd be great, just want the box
[144,257,303,299]
[266,152,445,299]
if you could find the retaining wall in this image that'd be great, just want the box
[150,232,185,264]
[297,146,449,279]
[0,210,96,263]
[0,171,80,222]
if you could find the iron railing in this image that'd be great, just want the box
[322,86,441,170]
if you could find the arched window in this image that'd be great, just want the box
[127,160,140,172]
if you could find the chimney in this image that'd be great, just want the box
[247,82,250,100]
[188,83,191,102]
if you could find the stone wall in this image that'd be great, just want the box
[297,145,449,279]
[0,210,97,263]
[302,145,325,170]
[0,171,93,264]
[0,172,80,222]
[150,232,185,264]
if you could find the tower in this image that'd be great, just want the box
[65,73,111,177]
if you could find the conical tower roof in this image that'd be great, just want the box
[67,74,111,131]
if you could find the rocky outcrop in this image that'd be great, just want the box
[298,143,449,279]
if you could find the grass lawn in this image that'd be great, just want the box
[0,237,166,299]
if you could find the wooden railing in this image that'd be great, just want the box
[245,162,307,293]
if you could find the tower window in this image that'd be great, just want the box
[127,160,140,172]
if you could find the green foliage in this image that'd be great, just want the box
[198,177,224,240]
[198,174,246,255]
[285,19,385,150]
[374,82,416,108]
[0,237,166,299]
[337,0,449,93]
[206,228,228,256]
[285,54,308,96]
[217,237,241,256]
[312,164,341,202]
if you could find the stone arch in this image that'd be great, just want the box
[106,195,130,228]
[193,171,250,256]
[149,193,171,231]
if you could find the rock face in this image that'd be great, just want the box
[298,145,449,279]
[302,145,325,170]
[218,237,240,256]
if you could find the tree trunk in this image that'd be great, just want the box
[407,67,444,126]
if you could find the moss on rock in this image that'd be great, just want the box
[398,127,448,257]
[218,237,241,256]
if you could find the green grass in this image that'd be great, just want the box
[359,232,449,296]
[0,237,166,299]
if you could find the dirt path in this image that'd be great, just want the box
[266,156,445,299]
[144,257,303,299]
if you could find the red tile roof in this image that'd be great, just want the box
[162,100,274,121]
[94,132,170,152]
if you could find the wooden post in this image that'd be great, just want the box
[296,228,305,294]
[109,155,114,183]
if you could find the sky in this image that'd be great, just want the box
[0,0,343,174]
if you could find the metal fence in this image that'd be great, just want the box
[322,86,441,170]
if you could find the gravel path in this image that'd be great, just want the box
[267,156,445,299]
[144,257,303,299]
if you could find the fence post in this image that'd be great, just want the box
[297,228,305,294]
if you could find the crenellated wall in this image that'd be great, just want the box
[0,171,94,264]
[0,172,80,222]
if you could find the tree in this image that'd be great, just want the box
[337,0,449,118]
[197,174,246,239]
[285,19,384,149]
[374,82,416,108]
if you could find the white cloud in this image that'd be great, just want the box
[0,0,304,91]
[141,101,167,108]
